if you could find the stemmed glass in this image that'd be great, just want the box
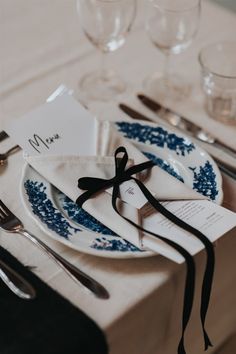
[76,0,137,101]
[145,0,201,100]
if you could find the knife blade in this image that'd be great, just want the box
[137,94,236,157]
[119,103,154,123]
[0,131,9,142]
[119,102,236,178]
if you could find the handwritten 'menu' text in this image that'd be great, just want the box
[28,134,61,153]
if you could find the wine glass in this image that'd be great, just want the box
[145,0,201,100]
[76,0,137,101]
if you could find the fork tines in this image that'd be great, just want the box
[0,200,11,219]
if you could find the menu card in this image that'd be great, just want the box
[142,200,236,263]
[5,95,97,157]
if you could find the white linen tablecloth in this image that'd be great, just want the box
[0,1,236,353]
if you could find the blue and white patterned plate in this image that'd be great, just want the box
[21,165,153,259]
[20,120,223,259]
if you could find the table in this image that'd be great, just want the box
[0,1,236,353]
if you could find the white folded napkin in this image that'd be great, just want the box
[25,120,207,262]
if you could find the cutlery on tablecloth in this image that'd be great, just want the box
[0,145,21,166]
[119,103,236,180]
[0,200,109,299]
[0,256,36,299]
[137,94,236,156]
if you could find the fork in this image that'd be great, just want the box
[0,200,109,299]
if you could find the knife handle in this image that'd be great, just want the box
[0,258,36,299]
[212,140,236,158]
[216,160,236,180]
[0,131,9,142]
[119,104,153,123]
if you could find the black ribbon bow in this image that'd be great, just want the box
[76,146,215,354]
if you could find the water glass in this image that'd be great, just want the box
[199,42,236,125]
[77,0,137,101]
[145,0,201,100]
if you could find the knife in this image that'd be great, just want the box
[0,257,36,299]
[0,131,9,142]
[137,94,236,157]
[119,103,236,178]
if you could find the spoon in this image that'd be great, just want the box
[0,145,21,166]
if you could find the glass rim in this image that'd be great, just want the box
[199,41,236,80]
[149,0,201,13]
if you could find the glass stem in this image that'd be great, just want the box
[100,51,109,81]
[163,53,171,88]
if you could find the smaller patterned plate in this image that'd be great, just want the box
[115,121,223,204]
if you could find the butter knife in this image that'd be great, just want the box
[137,94,236,157]
[0,257,36,299]
[119,103,236,178]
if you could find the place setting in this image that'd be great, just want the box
[1,1,236,354]
[1,86,236,354]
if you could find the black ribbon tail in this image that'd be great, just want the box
[200,242,215,351]
[111,183,195,354]
[203,329,213,350]
[178,338,186,354]
[76,146,215,354]
[134,177,214,351]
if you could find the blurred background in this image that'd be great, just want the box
[212,0,236,12]
[1,0,235,120]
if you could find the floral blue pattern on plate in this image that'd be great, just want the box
[24,180,81,239]
[142,151,184,183]
[58,193,117,236]
[116,121,195,156]
[91,237,142,252]
[189,161,218,200]
[21,165,146,259]
[143,151,218,201]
